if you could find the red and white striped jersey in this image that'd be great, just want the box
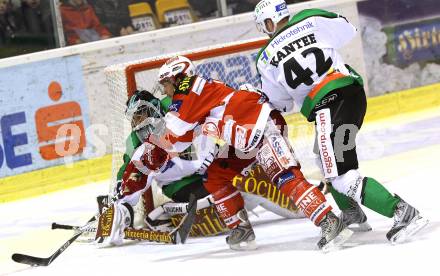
[163,75,272,153]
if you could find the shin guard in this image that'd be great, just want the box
[279,168,331,225]
[212,186,245,229]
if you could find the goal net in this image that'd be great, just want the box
[104,37,320,225]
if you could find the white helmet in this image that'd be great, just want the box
[158,55,195,85]
[254,0,290,36]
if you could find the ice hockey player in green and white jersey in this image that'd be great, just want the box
[253,0,428,244]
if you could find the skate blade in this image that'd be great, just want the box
[348,222,372,232]
[390,216,429,245]
[230,240,258,251]
[321,228,353,253]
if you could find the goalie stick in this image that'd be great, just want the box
[12,194,197,267]
[171,193,197,244]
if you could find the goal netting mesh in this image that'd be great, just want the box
[104,37,320,225]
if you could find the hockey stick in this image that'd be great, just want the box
[13,219,97,266]
[12,217,97,267]
[51,222,76,230]
[173,193,197,244]
[13,194,198,267]
[51,216,97,231]
[12,231,83,267]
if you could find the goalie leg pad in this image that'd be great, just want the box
[96,202,134,246]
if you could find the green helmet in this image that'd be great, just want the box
[125,90,166,141]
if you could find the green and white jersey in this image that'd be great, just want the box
[256,9,363,120]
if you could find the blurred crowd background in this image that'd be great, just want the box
[0,0,312,58]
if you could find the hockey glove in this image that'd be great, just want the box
[120,161,149,197]
[141,141,170,171]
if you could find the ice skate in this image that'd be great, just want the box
[340,198,372,232]
[317,211,353,252]
[226,209,257,251]
[386,196,429,244]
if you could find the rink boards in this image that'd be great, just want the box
[1,82,440,203]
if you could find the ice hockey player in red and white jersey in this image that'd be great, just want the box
[253,0,428,243]
[146,55,353,251]
[96,90,305,245]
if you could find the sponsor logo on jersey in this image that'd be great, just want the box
[260,48,271,65]
[270,33,317,67]
[270,21,315,49]
[169,100,183,112]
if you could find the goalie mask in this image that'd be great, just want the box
[125,90,166,141]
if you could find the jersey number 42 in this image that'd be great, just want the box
[284,47,333,89]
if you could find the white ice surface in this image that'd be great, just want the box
[1,108,440,276]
